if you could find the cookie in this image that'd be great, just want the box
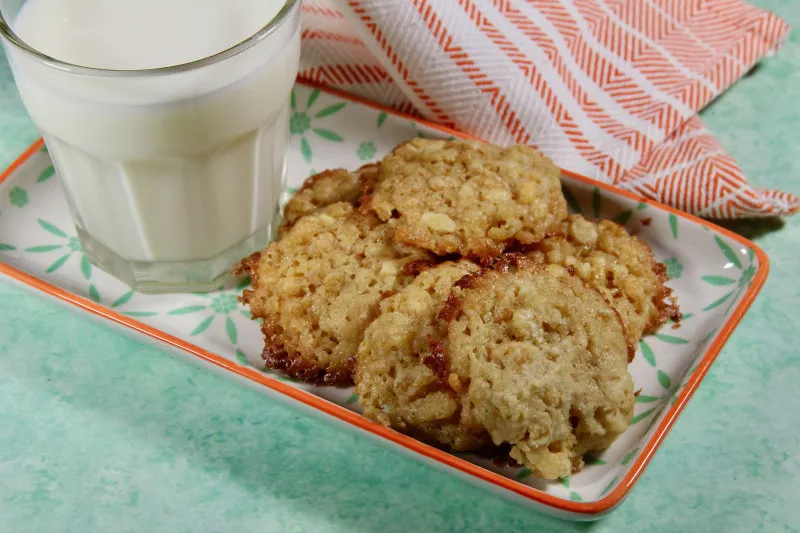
[362,138,567,259]
[240,202,433,384]
[526,215,679,345]
[446,259,635,479]
[354,260,489,451]
[279,164,379,236]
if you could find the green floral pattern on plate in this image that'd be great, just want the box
[290,88,347,163]
[663,257,683,280]
[9,185,27,207]
[0,85,764,508]
[701,238,757,316]
[356,141,377,161]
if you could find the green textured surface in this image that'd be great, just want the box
[1,1,799,530]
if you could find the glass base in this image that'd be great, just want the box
[77,225,273,294]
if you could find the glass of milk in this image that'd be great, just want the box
[0,0,301,292]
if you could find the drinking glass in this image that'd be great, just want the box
[0,0,301,292]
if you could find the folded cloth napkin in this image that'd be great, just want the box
[299,0,797,218]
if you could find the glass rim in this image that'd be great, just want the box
[0,0,300,77]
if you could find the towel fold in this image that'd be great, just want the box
[299,0,796,218]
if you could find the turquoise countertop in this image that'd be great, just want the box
[1,1,798,531]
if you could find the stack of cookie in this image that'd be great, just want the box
[238,138,679,480]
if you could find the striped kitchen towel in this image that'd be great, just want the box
[299,0,797,218]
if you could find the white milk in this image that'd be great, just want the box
[4,0,300,289]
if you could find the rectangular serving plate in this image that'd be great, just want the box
[0,82,768,520]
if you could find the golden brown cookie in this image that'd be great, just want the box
[526,215,679,346]
[279,164,379,236]
[445,259,635,479]
[354,260,490,452]
[239,202,434,384]
[362,139,567,259]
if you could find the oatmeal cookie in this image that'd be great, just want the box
[446,260,635,479]
[354,260,490,451]
[279,164,379,236]
[239,202,433,384]
[526,215,679,345]
[362,139,567,259]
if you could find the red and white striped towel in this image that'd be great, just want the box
[299,0,797,218]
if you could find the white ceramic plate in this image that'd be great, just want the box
[0,83,768,520]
